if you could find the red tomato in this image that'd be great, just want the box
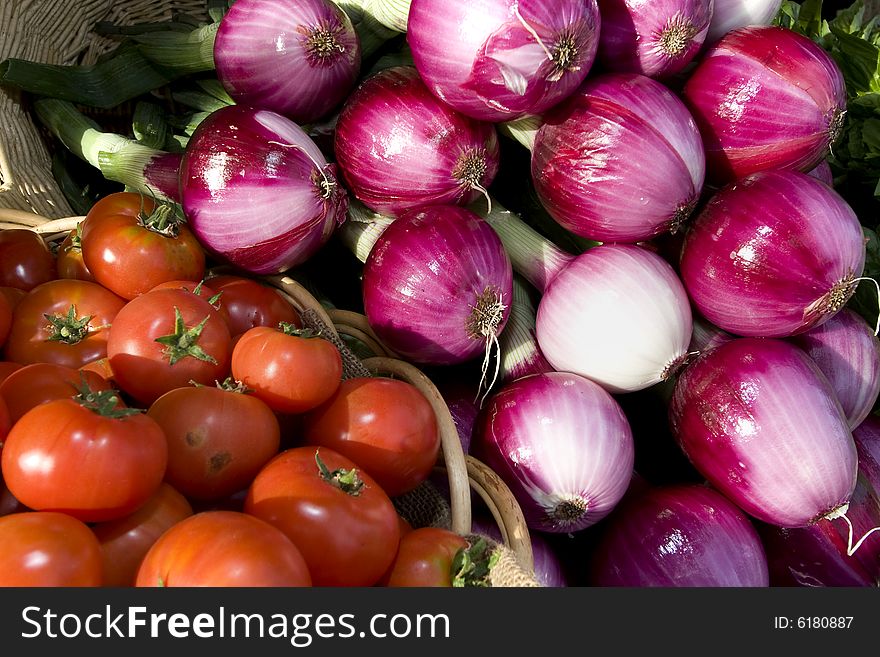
[0,394,8,446]
[4,279,126,369]
[303,377,440,496]
[1,391,168,522]
[80,356,115,384]
[91,483,193,587]
[383,527,469,587]
[56,226,96,282]
[205,274,301,337]
[0,361,23,385]
[135,511,312,587]
[147,385,280,500]
[80,192,205,300]
[1,476,27,517]
[149,279,231,326]
[244,447,400,587]
[0,289,12,349]
[107,287,231,405]
[0,511,102,586]
[0,362,111,424]
[0,230,56,291]
[231,326,342,414]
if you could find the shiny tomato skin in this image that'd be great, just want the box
[147,386,280,500]
[80,192,205,300]
[0,361,23,385]
[0,362,111,424]
[1,398,168,522]
[56,227,96,282]
[245,447,400,587]
[383,527,468,587]
[0,289,12,348]
[0,394,8,447]
[231,326,342,414]
[148,279,231,326]
[135,510,312,587]
[0,511,102,586]
[107,288,232,405]
[0,230,56,291]
[80,357,115,384]
[205,274,301,337]
[303,377,440,496]
[4,279,126,368]
[92,483,193,587]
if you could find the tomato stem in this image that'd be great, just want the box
[73,377,142,418]
[215,377,252,394]
[44,305,94,344]
[154,306,219,366]
[315,450,364,496]
[451,537,499,588]
[139,202,185,237]
[278,322,320,338]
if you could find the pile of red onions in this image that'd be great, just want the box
[213,0,361,123]
[789,309,880,430]
[683,25,846,185]
[531,73,705,242]
[669,338,858,528]
[334,66,500,216]
[482,202,693,393]
[407,0,601,122]
[589,485,770,587]
[362,205,513,366]
[474,371,634,533]
[179,105,348,274]
[680,170,866,338]
[596,0,713,78]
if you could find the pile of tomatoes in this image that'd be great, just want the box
[0,192,474,587]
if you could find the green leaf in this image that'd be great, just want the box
[847,226,880,323]
[829,25,880,95]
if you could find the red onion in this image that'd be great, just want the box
[179,105,348,274]
[682,26,846,185]
[334,66,499,217]
[680,170,866,338]
[596,0,713,78]
[474,371,635,533]
[706,0,782,44]
[807,159,834,186]
[213,0,361,123]
[689,313,734,353]
[669,338,858,528]
[362,205,512,367]
[856,415,880,488]
[789,309,880,430]
[590,485,769,587]
[407,0,601,122]
[481,201,693,393]
[531,73,705,242]
[470,515,570,587]
[434,377,480,454]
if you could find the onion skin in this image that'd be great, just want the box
[789,310,880,431]
[807,159,834,186]
[334,66,500,217]
[474,372,635,533]
[706,0,782,44]
[179,105,348,275]
[682,26,846,185]
[679,170,865,338]
[213,0,361,123]
[669,338,858,528]
[597,0,713,79]
[536,244,693,393]
[855,415,880,490]
[532,73,704,242]
[407,0,601,122]
[590,485,770,587]
[362,205,512,365]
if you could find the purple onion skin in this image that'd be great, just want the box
[756,473,880,587]
[680,170,865,338]
[179,105,347,274]
[669,338,858,528]
[706,0,783,45]
[590,485,770,587]
[854,415,880,498]
[682,26,846,186]
[213,0,360,124]
[789,309,880,430]
[407,0,601,122]
[807,159,834,186]
[532,73,705,242]
[334,66,499,217]
[597,0,713,79]
[474,372,635,533]
[689,313,734,353]
[434,378,480,454]
[470,516,570,587]
[362,205,512,365]
[143,152,183,203]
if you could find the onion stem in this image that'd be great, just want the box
[132,22,220,74]
[337,203,396,263]
[499,275,552,384]
[336,0,404,58]
[498,114,541,151]
[34,98,179,203]
[474,197,573,293]
[363,0,411,33]
[132,102,168,150]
